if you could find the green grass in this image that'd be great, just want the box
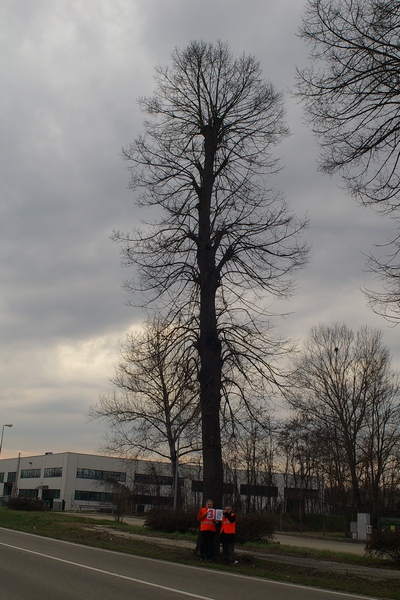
[246,540,390,567]
[1,509,399,599]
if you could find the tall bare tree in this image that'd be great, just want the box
[286,322,400,522]
[297,0,400,321]
[114,41,309,505]
[89,316,201,500]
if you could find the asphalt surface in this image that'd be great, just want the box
[4,527,361,600]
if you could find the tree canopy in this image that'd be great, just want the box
[115,41,308,505]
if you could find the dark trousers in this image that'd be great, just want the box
[199,530,215,559]
[221,535,235,565]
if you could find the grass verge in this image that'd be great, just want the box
[0,509,399,599]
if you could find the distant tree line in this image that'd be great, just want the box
[91,321,400,525]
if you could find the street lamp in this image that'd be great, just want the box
[173,434,180,510]
[0,424,13,456]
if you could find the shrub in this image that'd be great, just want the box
[235,512,276,544]
[144,507,198,533]
[7,497,50,511]
[365,529,400,564]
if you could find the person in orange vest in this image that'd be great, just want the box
[197,499,216,560]
[220,505,237,565]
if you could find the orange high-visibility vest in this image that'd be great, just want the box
[197,507,216,532]
[220,514,236,534]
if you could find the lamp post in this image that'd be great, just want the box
[0,424,13,456]
[173,434,180,510]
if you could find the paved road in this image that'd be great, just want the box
[0,527,378,600]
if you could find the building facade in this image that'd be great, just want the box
[0,451,321,513]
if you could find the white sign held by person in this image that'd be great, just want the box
[206,508,223,521]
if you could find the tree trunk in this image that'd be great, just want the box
[198,279,223,507]
[196,125,224,508]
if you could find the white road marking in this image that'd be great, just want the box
[0,541,216,600]
[0,534,379,600]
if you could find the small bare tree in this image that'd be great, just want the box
[89,316,201,502]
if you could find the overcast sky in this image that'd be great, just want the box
[1,0,397,459]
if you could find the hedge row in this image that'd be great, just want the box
[144,507,275,542]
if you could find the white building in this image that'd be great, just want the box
[0,452,179,511]
[0,451,321,513]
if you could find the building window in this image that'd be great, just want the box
[131,494,173,506]
[19,489,39,498]
[76,469,126,482]
[43,489,60,499]
[20,469,41,478]
[74,490,114,503]
[134,473,173,486]
[44,467,63,478]
[240,484,278,497]
[7,472,16,483]
[191,480,234,494]
[0,473,4,483]
[284,487,319,500]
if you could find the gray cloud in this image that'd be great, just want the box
[0,0,398,458]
